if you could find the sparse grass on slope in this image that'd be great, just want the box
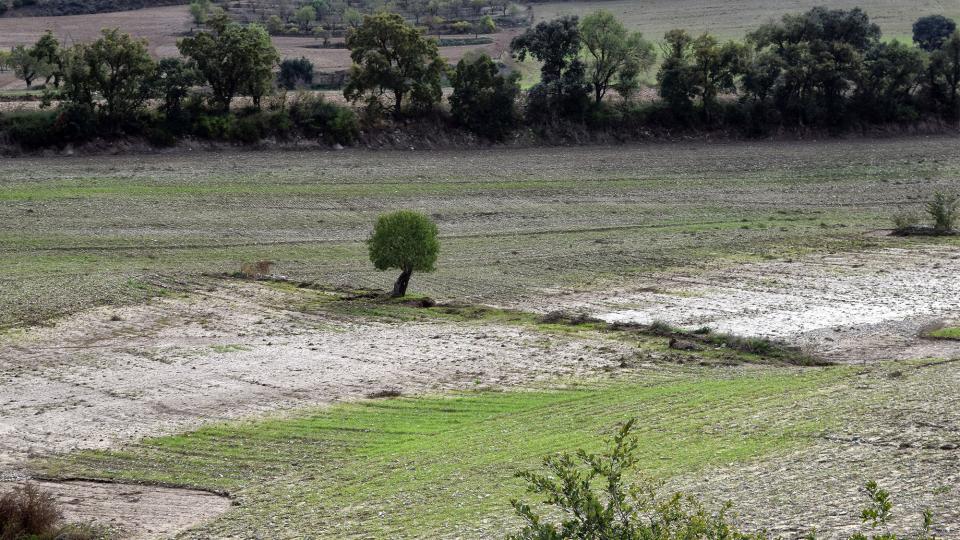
[38,366,848,538]
[3,139,960,328]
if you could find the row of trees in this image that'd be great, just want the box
[340,8,960,138]
[2,8,959,149]
[7,14,277,124]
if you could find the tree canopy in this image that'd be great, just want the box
[367,210,440,297]
[579,10,655,104]
[344,13,445,115]
[178,21,278,111]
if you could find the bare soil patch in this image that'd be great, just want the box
[0,480,230,539]
[0,281,626,466]
[520,245,960,362]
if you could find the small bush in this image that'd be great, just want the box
[193,114,234,139]
[926,191,958,231]
[892,210,921,231]
[0,483,61,539]
[1,111,59,149]
[511,419,940,540]
[289,93,359,145]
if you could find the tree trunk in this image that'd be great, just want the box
[393,89,404,116]
[391,268,413,298]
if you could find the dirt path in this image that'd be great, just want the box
[521,243,960,362]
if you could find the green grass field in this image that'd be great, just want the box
[928,326,960,340]
[3,138,959,328]
[40,364,850,538]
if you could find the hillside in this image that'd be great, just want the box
[0,0,186,17]
[532,0,960,41]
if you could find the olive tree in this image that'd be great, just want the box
[368,211,440,298]
[344,13,446,116]
[10,43,54,89]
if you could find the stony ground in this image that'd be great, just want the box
[529,244,960,362]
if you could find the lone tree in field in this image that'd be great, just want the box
[368,211,439,298]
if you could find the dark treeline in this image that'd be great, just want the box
[1,7,958,151]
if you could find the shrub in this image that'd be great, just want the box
[277,57,315,90]
[510,420,940,540]
[926,191,959,231]
[449,53,521,140]
[289,93,358,145]
[1,110,59,148]
[509,419,765,540]
[892,210,921,231]
[0,484,61,539]
[367,210,440,297]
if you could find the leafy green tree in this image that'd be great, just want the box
[178,22,279,111]
[853,40,925,122]
[748,7,881,127]
[310,0,330,21]
[32,31,62,87]
[656,30,744,122]
[511,16,590,121]
[473,14,495,38]
[78,29,155,127]
[295,5,316,31]
[267,15,283,34]
[740,49,785,129]
[9,45,46,88]
[511,15,581,83]
[913,15,957,52]
[509,419,765,540]
[367,210,440,297]
[344,13,446,116]
[691,34,745,122]
[278,57,315,89]
[928,31,960,118]
[343,7,362,28]
[189,0,211,30]
[152,57,199,115]
[449,53,520,140]
[656,29,698,116]
[579,9,655,104]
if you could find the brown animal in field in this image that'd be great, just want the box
[240,261,274,278]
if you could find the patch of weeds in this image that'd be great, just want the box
[0,483,113,540]
[925,326,960,340]
[210,344,251,354]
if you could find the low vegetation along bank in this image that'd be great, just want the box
[1,7,959,153]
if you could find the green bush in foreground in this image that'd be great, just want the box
[510,419,938,540]
[367,210,440,298]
